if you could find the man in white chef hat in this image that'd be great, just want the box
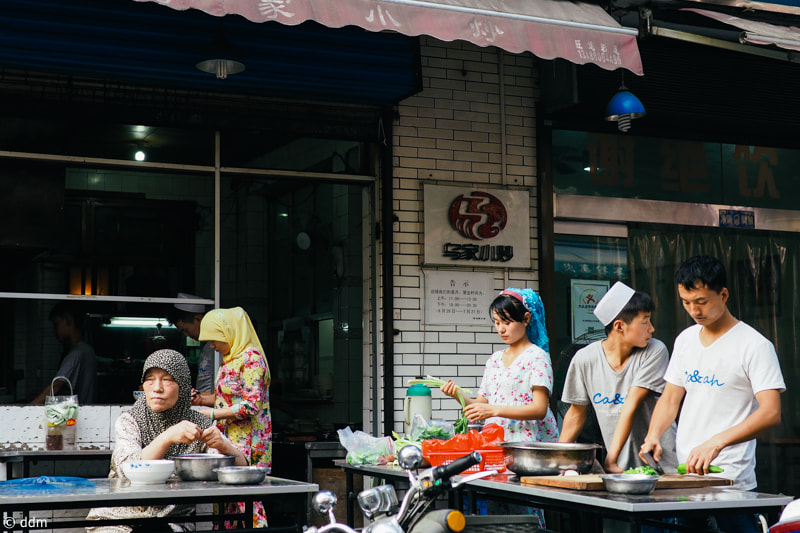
[559,281,678,474]
[166,292,218,406]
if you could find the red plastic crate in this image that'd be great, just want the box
[425,448,506,473]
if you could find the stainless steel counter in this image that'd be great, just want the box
[465,473,794,532]
[0,475,317,530]
[335,462,793,533]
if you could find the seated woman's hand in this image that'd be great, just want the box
[201,426,248,465]
[165,420,204,445]
[200,425,226,451]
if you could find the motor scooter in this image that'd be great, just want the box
[304,445,499,533]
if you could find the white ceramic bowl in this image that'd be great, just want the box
[121,459,175,485]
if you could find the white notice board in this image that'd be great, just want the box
[423,270,494,326]
[570,279,609,340]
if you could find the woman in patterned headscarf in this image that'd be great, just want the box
[198,307,271,529]
[86,349,245,533]
[440,288,559,443]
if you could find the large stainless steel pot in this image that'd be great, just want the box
[498,442,600,476]
[173,453,236,481]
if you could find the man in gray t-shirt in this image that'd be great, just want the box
[560,282,677,473]
[166,293,218,406]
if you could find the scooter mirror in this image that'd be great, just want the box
[397,445,424,470]
[312,490,338,515]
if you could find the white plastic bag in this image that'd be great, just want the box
[337,426,395,465]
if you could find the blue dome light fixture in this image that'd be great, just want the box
[605,75,646,133]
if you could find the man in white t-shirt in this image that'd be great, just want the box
[641,255,785,533]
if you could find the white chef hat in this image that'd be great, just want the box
[593,282,636,326]
[174,292,207,313]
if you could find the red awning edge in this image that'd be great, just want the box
[133,0,644,75]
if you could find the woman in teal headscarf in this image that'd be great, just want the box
[440,287,559,443]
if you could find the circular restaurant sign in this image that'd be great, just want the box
[448,191,508,240]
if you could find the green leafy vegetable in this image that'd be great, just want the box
[408,375,472,434]
[623,465,658,476]
[417,426,452,441]
[677,463,724,475]
[407,375,472,395]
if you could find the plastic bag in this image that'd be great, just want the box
[409,414,454,441]
[44,376,79,450]
[0,476,95,495]
[337,426,396,465]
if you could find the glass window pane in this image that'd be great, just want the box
[219,174,365,435]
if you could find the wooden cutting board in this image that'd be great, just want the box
[519,473,732,491]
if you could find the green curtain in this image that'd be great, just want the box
[628,224,800,495]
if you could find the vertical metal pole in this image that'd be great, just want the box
[380,109,395,436]
[214,131,221,308]
[371,184,380,436]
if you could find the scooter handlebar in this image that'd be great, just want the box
[431,451,481,481]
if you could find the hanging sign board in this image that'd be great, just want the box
[423,270,494,325]
[423,184,530,268]
[570,279,609,340]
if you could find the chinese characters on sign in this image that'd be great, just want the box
[573,39,622,68]
[719,209,755,229]
[423,270,494,326]
[442,244,514,262]
[423,184,530,268]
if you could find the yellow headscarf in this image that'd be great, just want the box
[199,307,266,365]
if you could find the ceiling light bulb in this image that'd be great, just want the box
[134,150,146,162]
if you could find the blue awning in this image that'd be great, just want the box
[0,0,421,105]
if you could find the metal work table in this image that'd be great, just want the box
[334,460,411,526]
[0,449,113,480]
[335,462,794,533]
[464,473,795,532]
[0,475,317,531]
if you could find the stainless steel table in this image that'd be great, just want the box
[335,460,411,526]
[463,473,795,532]
[0,475,318,532]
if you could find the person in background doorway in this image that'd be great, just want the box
[641,255,785,533]
[559,281,678,474]
[166,292,217,407]
[30,302,97,404]
[86,349,246,533]
[199,306,271,528]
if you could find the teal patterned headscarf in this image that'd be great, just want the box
[498,288,550,353]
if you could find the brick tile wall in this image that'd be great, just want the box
[379,38,543,435]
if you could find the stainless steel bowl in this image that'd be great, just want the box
[173,453,236,481]
[601,474,659,494]
[498,442,600,476]
[214,466,268,485]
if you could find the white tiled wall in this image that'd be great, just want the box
[0,405,122,453]
[381,38,541,435]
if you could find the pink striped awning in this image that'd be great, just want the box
[132,0,644,74]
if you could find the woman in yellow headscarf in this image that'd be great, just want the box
[199,307,271,528]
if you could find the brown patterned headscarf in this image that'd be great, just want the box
[129,349,212,457]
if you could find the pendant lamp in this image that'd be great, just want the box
[196,28,245,80]
[604,74,645,133]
